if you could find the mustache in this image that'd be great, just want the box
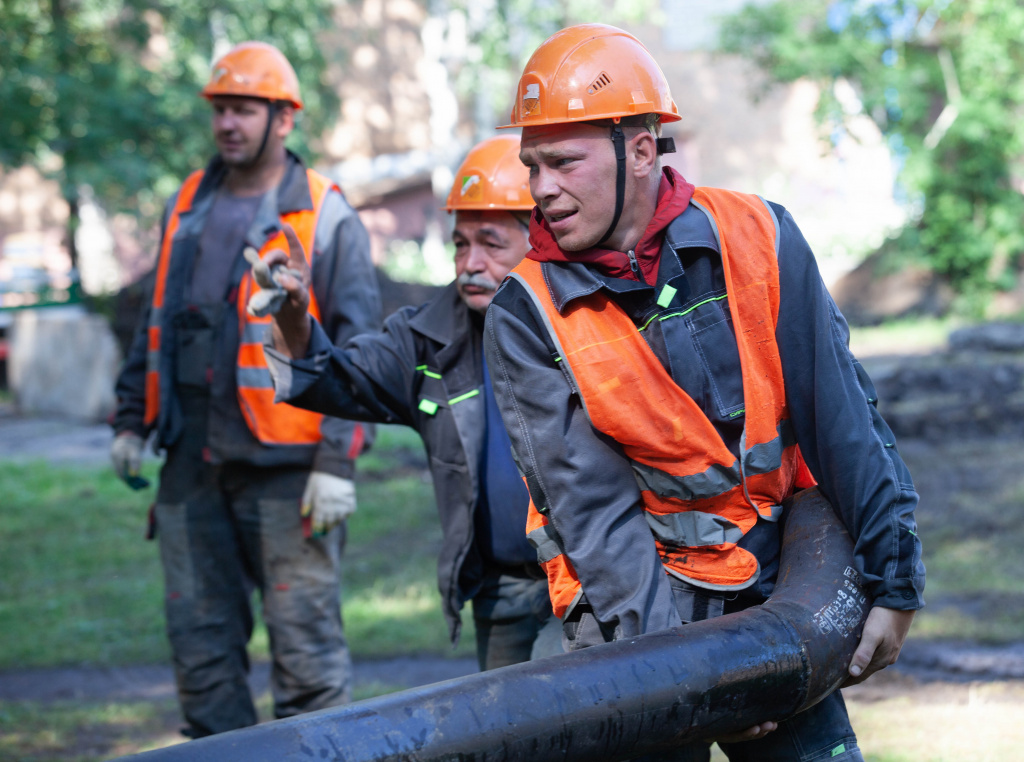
[456,272,501,292]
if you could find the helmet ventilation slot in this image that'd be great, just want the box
[588,72,612,94]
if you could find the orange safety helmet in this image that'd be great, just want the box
[444,135,534,212]
[201,41,303,110]
[501,23,679,129]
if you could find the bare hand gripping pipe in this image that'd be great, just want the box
[117,487,869,762]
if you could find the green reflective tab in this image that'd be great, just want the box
[831,744,846,757]
[418,399,439,415]
[449,389,480,405]
[657,284,677,308]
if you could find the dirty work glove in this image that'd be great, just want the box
[110,431,148,489]
[302,472,357,537]
[243,246,304,318]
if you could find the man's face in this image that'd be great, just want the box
[520,121,638,252]
[452,210,529,313]
[211,95,289,167]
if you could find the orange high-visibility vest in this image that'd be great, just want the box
[509,187,815,619]
[145,168,335,446]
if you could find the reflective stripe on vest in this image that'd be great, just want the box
[509,187,814,619]
[235,169,333,445]
[144,168,334,446]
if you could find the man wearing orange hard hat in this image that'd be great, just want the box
[482,24,925,761]
[110,41,381,737]
[258,135,562,670]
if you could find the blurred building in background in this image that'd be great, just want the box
[0,0,904,416]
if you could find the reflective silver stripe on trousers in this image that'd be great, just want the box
[527,523,564,563]
[645,510,745,548]
[237,366,274,389]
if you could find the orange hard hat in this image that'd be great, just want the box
[444,135,534,212]
[201,41,303,110]
[501,24,679,129]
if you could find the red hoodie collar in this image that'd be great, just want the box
[527,167,695,284]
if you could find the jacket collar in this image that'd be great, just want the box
[408,281,482,383]
[408,281,466,345]
[191,149,312,216]
[540,200,720,314]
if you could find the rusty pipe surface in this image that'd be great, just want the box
[117,487,869,762]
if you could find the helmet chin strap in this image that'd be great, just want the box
[598,124,628,246]
[597,124,677,248]
[237,100,279,170]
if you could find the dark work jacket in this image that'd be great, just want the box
[265,282,530,644]
[113,151,382,476]
[484,198,926,640]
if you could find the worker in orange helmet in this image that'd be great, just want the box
[481,24,925,761]
[258,135,563,670]
[110,41,381,738]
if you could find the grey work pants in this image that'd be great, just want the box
[154,422,350,737]
[472,566,563,671]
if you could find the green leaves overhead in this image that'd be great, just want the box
[720,0,1024,309]
[0,0,337,225]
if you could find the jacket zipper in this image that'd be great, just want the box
[627,249,646,284]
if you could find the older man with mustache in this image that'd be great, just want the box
[258,135,562,669]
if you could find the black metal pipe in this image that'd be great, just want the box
[116,487,869,761]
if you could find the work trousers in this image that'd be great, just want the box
[471,565,563,671]
[567,578,863,762]
[154,398,350,738]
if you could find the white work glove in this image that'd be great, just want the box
[110,431,149,489]
[302,472,357,537]
[244,246,304,318]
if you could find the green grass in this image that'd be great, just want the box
[709,682,1024,762]
[847,684,1024,762]
[847,316,959,357]
[0,424,472,670]
[8,682,1024,762]
[0,461,167,667]
[897,439,1024,644]
[0,678,415,762]
[3,419,1024,761]
[0,698,182,762]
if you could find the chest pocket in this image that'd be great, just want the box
[662,297,745,419]
[173,303,224,389]
[415,364,449,417]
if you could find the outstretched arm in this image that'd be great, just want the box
[259,222,314,359]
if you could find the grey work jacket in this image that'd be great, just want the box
[266,282,511,644]
[113,151,382,476]
[484,198,926,640]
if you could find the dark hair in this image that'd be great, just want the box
[590,113,661,136]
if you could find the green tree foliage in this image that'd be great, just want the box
[447,0,657,131]
[0,0,338,266]
[720,0,1024,307]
